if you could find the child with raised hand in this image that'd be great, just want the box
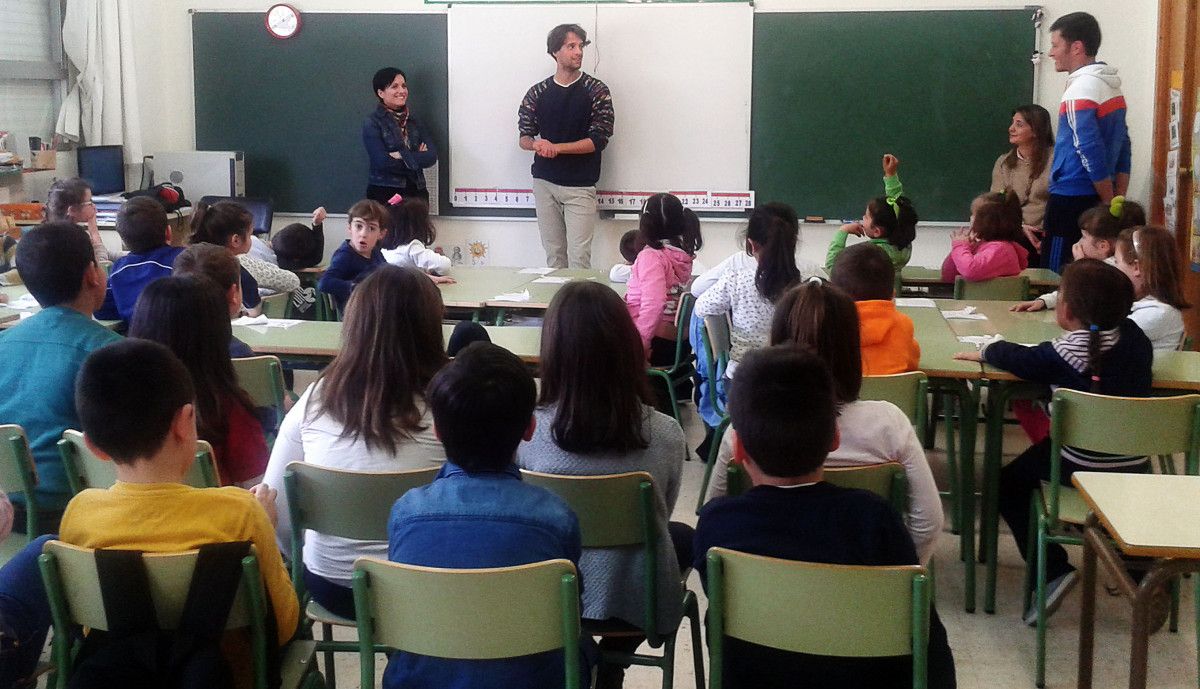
[1011,197,1145,312]
[1114,225,1189,350]
[187,200,265,315]
[380,198,455,284]
[625,192,702,364]
[955,259,1153,623]
[693,345,956,689]
[824,154,918,273]
[272,206,327,270]
[319,199,389,312]
[129,275,270,487]
[694,202,803,376]
[45,177,112,263]
[705,279,943,563]
[941,190,1029,282]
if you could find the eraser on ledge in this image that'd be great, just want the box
[388,193,404,206]
[803,215,825,223]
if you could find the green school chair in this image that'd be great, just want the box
[521,470,705,689]
[726,463,908,516]
[38,540,321,689]
[351,557,583,689]
[233,355,289,435]
[1026,390,1200,688]
[57,430,220,494]
[952,275,1030,301]
[0,425,40,560]
[260,291,290,319]
[283,462,438,689]
[705,547,930,689]
[647,292,697,425]
[694,313,732,513]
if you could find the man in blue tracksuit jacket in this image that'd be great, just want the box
[1041,11,1131,273]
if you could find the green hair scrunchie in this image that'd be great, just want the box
[1109,195,1125,219]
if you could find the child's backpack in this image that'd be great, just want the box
[66,541,280,689]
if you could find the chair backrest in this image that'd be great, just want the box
[1047,390,1200,522]
[701,314,732,414]
[665,292,697,371]
[825,463,909,515]
[58,430,220,494]
[705,547,928,688]
[519,470,661,642]
[232,356,287,431]
[953,275,1030,301]
[0,424,39,536]
[859,371,928,430]
[284,462,439,543]
[198,195,274,236]
[38,540,273,688]
[259,292,289,319]
[352,558,581,688]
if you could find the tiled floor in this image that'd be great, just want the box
[306,401,1199,689]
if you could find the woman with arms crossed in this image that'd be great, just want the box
[992,105,1054,265]
[363,67,438,228]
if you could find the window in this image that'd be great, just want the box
[0,0,65,145]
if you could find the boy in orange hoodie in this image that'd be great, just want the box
[830,243,920,374]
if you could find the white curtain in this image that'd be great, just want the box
[55,0,142,162]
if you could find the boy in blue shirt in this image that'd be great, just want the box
[0,223,121,524]
[318,199,388,312]
[94,197,184,322]
[386,342,589,689]
[694,345,956,689]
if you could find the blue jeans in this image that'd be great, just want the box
[0,535,54,687]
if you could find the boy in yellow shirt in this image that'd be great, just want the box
[59,338,299,646]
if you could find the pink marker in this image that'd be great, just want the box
[388,193,404,206]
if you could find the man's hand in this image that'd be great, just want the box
[250,483,279,528]
[533,139,558,158]
[1010,299,1047,312]
[882,153,900,177]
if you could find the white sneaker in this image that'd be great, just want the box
[1023,570,1078,626]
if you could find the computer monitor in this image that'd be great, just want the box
[76,145,125,195]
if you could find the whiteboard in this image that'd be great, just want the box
[448,3,753,201]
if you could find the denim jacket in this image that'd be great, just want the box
[385,461,590,689]
[362,105,438,190]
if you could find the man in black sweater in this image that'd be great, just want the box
[517,23,614,269]
[694,345,956,689]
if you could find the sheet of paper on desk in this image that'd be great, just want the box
[8,294,39,310]
[491,289,531,302]
[895,297,937,308]
[232,315,304,329]
[958,334,1003,348]
[518,267,555,275]
[941,306,988,320]
[531,276,571,284]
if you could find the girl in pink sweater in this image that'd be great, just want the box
[625,193,702,364]
[941,189,1029,282]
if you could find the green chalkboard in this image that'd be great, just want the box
[192,12,459,215]
[751,10,1036,221]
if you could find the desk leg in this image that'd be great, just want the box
[1078,517,1099,689]
[955,379,979,613]
[982,381,1007,614]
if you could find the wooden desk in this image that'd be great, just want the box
[486,268,626,312]
[1074,473,1200,689]
[436,267,538,310]
[232,320,541,363]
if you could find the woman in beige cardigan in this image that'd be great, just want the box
[992,104,1054,264]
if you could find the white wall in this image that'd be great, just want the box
[123,0,1160,271]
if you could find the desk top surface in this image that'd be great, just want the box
[1073,472,1200,558]
[232,321,541,361]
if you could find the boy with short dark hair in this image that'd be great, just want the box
[319,200,389,312]
[272,206,327,271]
[174,243,256,358]
[60,338,298,645]
[94,197,185,322]
[386,342,587,689]
[0,223,121,518]
[830,242,919,375]
[693,345,955,689]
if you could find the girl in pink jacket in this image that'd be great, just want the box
[941,189,1029,283]
[625,193,702,364]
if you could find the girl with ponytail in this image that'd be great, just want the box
[955,259,1153,617]
[694,203,802,375]
[187,200,263,315]
[940,188,1030,282]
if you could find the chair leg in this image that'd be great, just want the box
[661,636,676,689]
[1035,520,1049,689]
[687,595,705,689]
[321,622,337,689]
[1170,577,1181,633]
[696,418,729,514]
[925,392,940,449]
[943,393,960,537]
[1021,497,1039,612]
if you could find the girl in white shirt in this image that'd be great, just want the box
[262,265,449,619]
[706,279,943,563]
[380,198,453,279]
[1113,225,1188,351]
